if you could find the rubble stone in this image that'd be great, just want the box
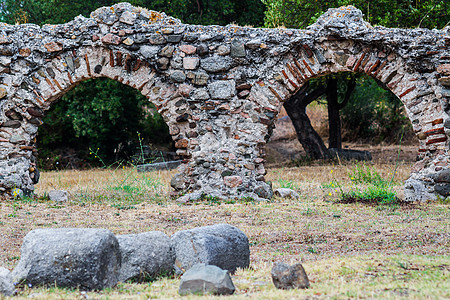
[0,3,446,202]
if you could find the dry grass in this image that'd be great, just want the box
[0,161,449,299]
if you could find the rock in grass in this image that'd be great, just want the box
[117,231,174,282]
[48,190,69,202]
[274,188,300,199]
[10,228,121,290]
[271,262,310,289]
[178,264,235,295]
[0,267,16,297]
[171,224,249,274]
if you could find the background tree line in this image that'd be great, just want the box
[0,0,448,167]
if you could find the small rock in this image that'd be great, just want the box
[162,28,174,34]
[179,45,196,55]
[223,175,242,188]
[176,192,203,204]
[183,57,199,70]
[197,44,209,56]
[0,87,6,99]
[171,224,250,274]
[149,34,166,45]
[157,57,169,70]
[167,35,182,43]
[435,169,450,183]
[439,76,450,87]
[140,45,159,59]
[0,267,15,297]
[201,56,233,73]
[191,88,209,100]
[10,228,121,290]
[117,232,174,282]
[271,262,310,290]
[102,33,121,45]
[171,173,186,190]
[159,45,174,57]
[437,64,450,75]
[175,139,189,148]
[2,120,20,128]
[208,80,235,99]
[48,190,69,202]
[274,188,299,199]
[122,37,134,45]
[254,183,273,199]
[19,48,31,57]
[193,72,209,86]
[216,45,230,56]
[231,40,246,57]
[44,42,62,52]
[170,71,186,83]
[435,183,450,197]
[119,11,136,25]
[179,264,235,296]
[10,135,25,144]
[27,107,44,118]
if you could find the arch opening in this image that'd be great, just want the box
[36,77,175,171]
[267,72,419,167]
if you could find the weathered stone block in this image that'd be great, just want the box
[10,228,121,290]
[271,262,310,290]
[208,80,235,99]
[180,45,196,55]
[201,56,233,73]
[171,224,250,274]
[179,264,235,296]
[117,231,174,282]
[183,57,199,70]
[44,42,62,52]
[0,267,15,297]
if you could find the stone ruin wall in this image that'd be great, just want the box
[0,3,448,201]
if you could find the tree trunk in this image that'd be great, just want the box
[326,76,342,149]
[283,84,330,159]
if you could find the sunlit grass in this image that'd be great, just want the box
[0,161,448,299]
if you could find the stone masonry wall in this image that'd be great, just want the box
[0,3,448,200]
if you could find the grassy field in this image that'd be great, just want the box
[0,160,449,299]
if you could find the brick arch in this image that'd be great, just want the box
[0,3,448,200]
[0,44,196,194]
[259,40,448,201]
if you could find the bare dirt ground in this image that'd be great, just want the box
[0,157,448,298]
[0,114,447,299]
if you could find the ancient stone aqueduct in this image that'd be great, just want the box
[0,2,448,201]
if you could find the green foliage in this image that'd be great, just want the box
[38,79,171,168]
[326,164,399,206]
[262,0,449,29]
[0,0,265,27]
[348,163,390,187]
[341,185,399,206]
[341,75,411,144]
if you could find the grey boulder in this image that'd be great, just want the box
[178,264,235,296]
[271,262,310,289]
[10,228,121,290]
[48,190,69,202]
[0,267,15,297]
[171,224,249,274]
[117,231,174,282]
[274,188,300,199]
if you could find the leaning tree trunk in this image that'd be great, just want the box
[283,84,330,159]
[326,77,342,150]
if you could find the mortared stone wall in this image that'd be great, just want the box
[0,3,449,201]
